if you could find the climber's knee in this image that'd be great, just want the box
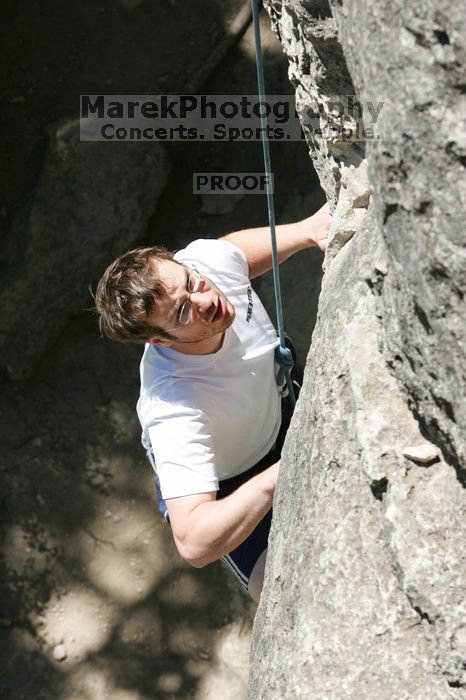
[248,547,268,604]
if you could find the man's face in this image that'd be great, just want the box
[145,259,236,354]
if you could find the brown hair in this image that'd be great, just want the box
[94,245,178,343]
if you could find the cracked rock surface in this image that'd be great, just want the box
[249,1,466,698]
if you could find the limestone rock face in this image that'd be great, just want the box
[249,1,466,698]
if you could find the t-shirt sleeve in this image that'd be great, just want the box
[174,238,249,284]
[147,405,219,499]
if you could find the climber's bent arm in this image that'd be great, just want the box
[165,461,279,568]
[220,202,331,279]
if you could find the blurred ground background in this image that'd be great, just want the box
[0,2,324,698]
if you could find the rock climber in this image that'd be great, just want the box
[94,202,331,603]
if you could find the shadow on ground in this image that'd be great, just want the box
[1,312,255,699]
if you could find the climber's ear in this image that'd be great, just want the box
[147,335,173,347]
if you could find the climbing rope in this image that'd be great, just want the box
[250,0,296,408]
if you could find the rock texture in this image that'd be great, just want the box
[0,120,169,378]
[0,0,253,380]
[249,1,466,698]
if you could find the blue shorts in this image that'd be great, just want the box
[214,438,283,591]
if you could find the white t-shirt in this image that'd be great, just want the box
[136,238,281,499]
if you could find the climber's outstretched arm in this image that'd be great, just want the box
[220,202,331,279]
